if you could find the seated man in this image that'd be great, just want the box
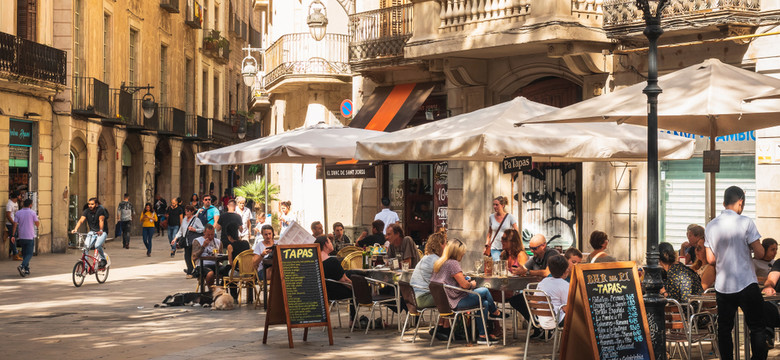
[220,223,251,300]
[356,220,386,248]
[760,257,780,330]
[537,254,571,330]
[386,224,420,269]
[191,224,222,288]
[330,222,351,255]
[524,234,557,277]
[311,221,324,237]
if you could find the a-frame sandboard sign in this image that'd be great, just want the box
[262,244,333,348]
[560,261,654,360]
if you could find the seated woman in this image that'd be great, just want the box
[314,235,355,323]
[430,239,506,344]
[501,229,529,276]
[691,243,715,290]
[409,232,449,339]
[585,230,616,263]
[659,242,702,304]
[753,238,777,283]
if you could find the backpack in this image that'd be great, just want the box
[118,201,133,221]
[198,206,211,225]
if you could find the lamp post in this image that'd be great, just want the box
[240,46,269,218]
[307,0,328,41]
[121,83,157,120]
[637,0,669,359]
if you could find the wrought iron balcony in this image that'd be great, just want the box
[185,0,203,29]
[158,106,186,136]
[0,31,66,86]
[349,4,414,71]
[106,88,133,125]
[185,114,198,139]
[202,29,230,63]
[211,118,234,144]
[72,77,110,118]
[603,0,761,37]
[197,115,212,140]
[263,33,350,91]
[160,0,180,13]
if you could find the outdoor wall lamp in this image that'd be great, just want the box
[241,47,265,88]
[307,0,328,42]
[121,83,157,119]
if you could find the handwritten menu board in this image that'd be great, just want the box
[560,262,653,360]
[280,246,328,325]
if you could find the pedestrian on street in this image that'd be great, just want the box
[235,196,252,242]
[279,200,294,234]
[14,199,38,277]
[189,193,200,209]
[705,185,771,360]
[6,191,21,260]
[140,203,157,257]
[173,205,203,276]
[484,196,518,262]
[373,197,399,235]
[117,193,134,249]
[166,197,184,257]
[154,194,167,237]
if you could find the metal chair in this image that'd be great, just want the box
[428,281,490,349]
[398,281,435,343]
[350,274,397,334]
[522,289,563,360]
[222,249,260,306]
[665,298,712,360]
[325,279,353,328]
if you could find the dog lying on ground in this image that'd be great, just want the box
[210,286,235,310]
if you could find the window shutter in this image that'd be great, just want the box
[17,0,37,42]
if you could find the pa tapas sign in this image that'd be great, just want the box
[501,156,532,174]
[340,99,353,118]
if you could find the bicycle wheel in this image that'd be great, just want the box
[72,261,86,287]
[96,255,110,283]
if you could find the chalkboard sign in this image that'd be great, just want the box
[560,261,654,360]
[263,244,333,348]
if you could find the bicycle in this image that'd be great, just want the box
[72,232,111,287]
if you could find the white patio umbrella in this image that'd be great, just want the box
[355,97,695,162]
[197,122,385,230]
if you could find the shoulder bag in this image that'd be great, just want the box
[484,214,508,257]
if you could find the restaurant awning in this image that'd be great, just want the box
[349,82,435,132]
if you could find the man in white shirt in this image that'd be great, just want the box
[5,191,20,260]
[705,185,770,359]
[373,197,399,234]
[192,225,222,288]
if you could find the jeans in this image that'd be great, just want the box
[142,227,155,253]
[120,221,131,247]
[456,287,497,337]
[183,245,194,274]
[490,249,502,262]
[716,283,769,360]
[168,225,180,251]
[508,292,530,320]
[17,239,34,270]
[7,224,18,255]
[85,231,107,260]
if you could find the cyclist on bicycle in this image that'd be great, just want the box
[71,197,109,268]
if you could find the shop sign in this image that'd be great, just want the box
[434,162,448,228]
[10,120,33,146]
[316,165,376,179]
[757,138,780,164]
[501,156,532,174]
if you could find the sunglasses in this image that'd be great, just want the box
[529,244,543,251]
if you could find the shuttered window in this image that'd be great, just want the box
[17,0,37,42]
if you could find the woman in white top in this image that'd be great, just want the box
[235,196,253,241]
[171,205,204,277]
[279,200,295,234]
[484,196,519,262]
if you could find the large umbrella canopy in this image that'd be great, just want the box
[518,58,780,137]
[355,97,695,162]
[196,122,384,165]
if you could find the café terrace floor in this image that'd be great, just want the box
[0,236,772,359]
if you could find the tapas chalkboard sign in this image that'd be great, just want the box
[560,261,653,360]
[263,244,333,348]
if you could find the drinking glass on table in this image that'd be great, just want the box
[402,261,410,271]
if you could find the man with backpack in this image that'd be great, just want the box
[117,194,134,249]
[197,195,220,226]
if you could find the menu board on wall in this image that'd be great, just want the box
[433,162,448,229]
[560,262,653,360]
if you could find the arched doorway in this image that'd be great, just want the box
[154,138,172,202]
[69,135,88,245]
[123,134,144,234]
[180,142,195,200]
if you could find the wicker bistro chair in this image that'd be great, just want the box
[398,281,436,343]
[337,246,362,259]
[665,298,713,360]
[522,289,564,360]
[222,249,260,306]
[341,252,364,271]
[428,281,491,349]
[350,274,397,334]
[325,279,354,329]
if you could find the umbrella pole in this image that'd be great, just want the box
[705,136,717,222]
[321,158,329,233]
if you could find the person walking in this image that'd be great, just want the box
[705,185,770,360]
[154,194,167,237]
[172,205,203,276]
[166,197,184,257]
[279,201,294,234]
[140,203,157,257]
[117,193,134,249]
[484,196,518,262]
[14,199,38,277]
[374,197,400,234]
[6,191,21,260]
[235,196,252,242]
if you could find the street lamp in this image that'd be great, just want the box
[121,83,157,119]
[307,0,328,41]
[637,0,669,359]
[241,47,264,88]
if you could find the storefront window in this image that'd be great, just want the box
[385,163,434,244]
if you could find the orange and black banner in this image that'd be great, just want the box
[349,82,435,132]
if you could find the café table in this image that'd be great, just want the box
[346,268,414,331]
[468,274,544,346]
[198,254,229,294]
[689,293,780,359]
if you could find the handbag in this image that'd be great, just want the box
[114,222,122,237]
[484,214,509,257]
[181,216,201,247]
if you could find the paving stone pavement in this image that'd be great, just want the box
[0,235,776,359]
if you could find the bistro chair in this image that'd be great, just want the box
[325,279,354,328]
[398,281,435,343]
[350,274,397,334]
[222,249,260,306]
[665,298,712,360]
[690,288,719,357]
[428,281,490,349]
[522,289,563,360]
[341,252,363,270]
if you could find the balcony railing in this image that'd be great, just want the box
[197,115,212,140]
[185,114,198,138]
[603,0,760,35]
[263,33,350,89]
[202,29,230,63]
[72,77,110,118]
[107,88,133,124]
[350,4,413,67]
[160,0,180,13]
[437,0,531,32]
[185,0,203,29]
[0,31,66,85]
[158,106,186,136]
[211,118,235,143]
[127,98,158,129]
